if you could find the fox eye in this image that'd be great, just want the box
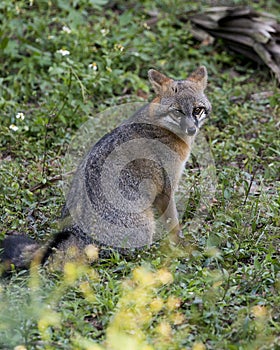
[172,108,184,117]
[175,108,183,114]
[193,107,204,116]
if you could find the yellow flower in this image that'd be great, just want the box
[132,267,155,286]
[150,297,164,313]
[79,281,96,303]
[84,244,99,262]
[38,311,61,336]
[156,321,172,338]
[64,262,78,284]
[192,342,206,350]
[170,312,185,325]
[156,268,174,285]
[166,296,181,310]
[251,305,268,318]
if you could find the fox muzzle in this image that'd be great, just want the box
[180,115,197,136]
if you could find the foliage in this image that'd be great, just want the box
[0,0,280,349]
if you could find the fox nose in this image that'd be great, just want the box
[186,126,196,136]
[181,116,197,136]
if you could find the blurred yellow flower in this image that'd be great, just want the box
[133,267,155,286]
[166,296,181,311]
[79,281,96,303]
[251,305,268,318]
[170,312,185,325]
[150,297,164,313]
[64,262,78,284]
[156,321,172,338]
[156,269,173,285]
[38,310,61,341]
[84,244,99,262]
[192,342,206,350]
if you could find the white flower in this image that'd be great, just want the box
[88,62,98,71]
[100,28,109,36]
[115,43,124,52]
[143,22,150,30]
[16,112,25,120]
[9,124,19,132]
[57,49,70,56]
[62,26,71,34]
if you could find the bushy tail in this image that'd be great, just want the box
[0,229,84,273]
[0,227,133,273]
[0,235,41,272]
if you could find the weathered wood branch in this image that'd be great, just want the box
[187,6,280,83]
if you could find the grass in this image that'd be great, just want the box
[0,0,280,349]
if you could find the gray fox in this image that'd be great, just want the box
[0,66,211,270]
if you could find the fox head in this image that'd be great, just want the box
[148,66,211,136]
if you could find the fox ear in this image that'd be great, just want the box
[188,66,208,90]
[148,69,172,94]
